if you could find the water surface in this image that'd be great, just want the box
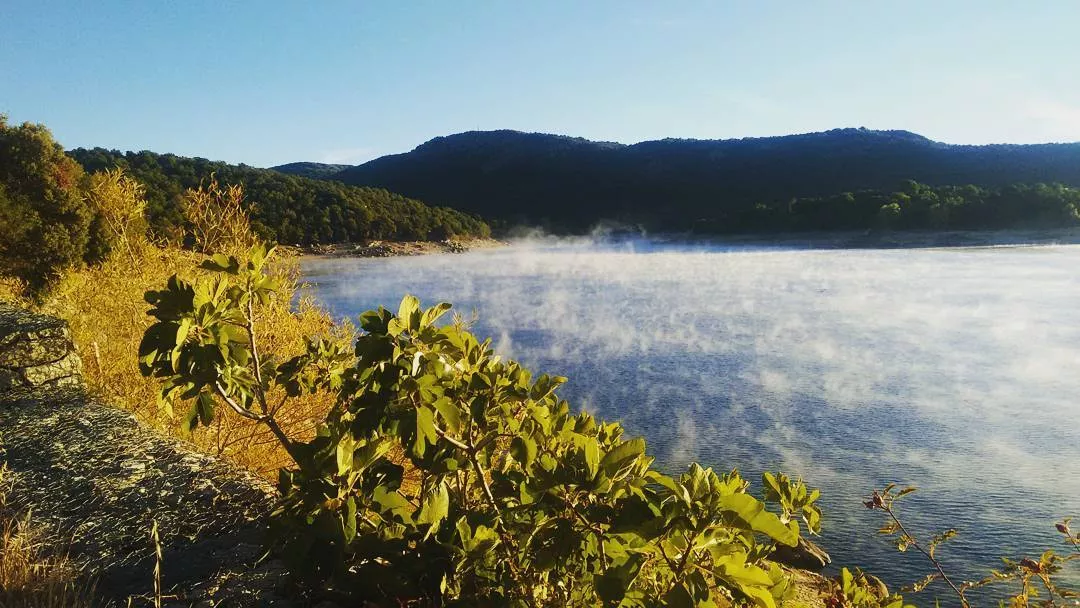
[300,238,1080,600]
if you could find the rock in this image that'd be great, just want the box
[1,304,305,606]
[769,537,832,571]
[0,303,82,389]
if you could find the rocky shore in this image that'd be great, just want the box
[285,237,505,258]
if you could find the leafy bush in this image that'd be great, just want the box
[181,175,258,254]
[863,485,1079,608]
[139,244,817,607]
[82,167,149,261]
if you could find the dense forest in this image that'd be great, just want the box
[271,161,351,179]
[331,128,1080,233]
[69,148,490,244]
[706,180,1080,233]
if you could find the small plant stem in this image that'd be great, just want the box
[151,520,163,608]
[676,530,699,575]
[212,382,298,464]
[884,506,969,607]
[460,424,539,608]
[658,542,679,571]
[244,286,269,414]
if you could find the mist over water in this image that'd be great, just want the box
[300,237,1080,598]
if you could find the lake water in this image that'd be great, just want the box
[300,237,1080,602]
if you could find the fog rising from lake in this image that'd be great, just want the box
[300,238,1080,594]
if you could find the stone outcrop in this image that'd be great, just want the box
[769,537,832,572]
[0,303,83,390]
[0,304,321,607]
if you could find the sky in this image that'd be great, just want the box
[3,1,1079,167]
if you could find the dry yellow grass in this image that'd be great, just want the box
[0,467,97,608]
[0,275,30,307]
[38,237,344,477]
[18,175,345,477]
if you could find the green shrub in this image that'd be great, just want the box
[138,244,814,607]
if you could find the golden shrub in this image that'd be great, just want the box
[36,178,343,477]
[182,176,257,254]
[83,167,148,261]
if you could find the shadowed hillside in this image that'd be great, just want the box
[332,128,1080,232]
[270,161,350,179]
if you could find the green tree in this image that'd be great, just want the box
[0,116,99,288]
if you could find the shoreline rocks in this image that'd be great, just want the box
[283,237,505,259]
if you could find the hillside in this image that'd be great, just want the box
[270,161,350,179]
[69,148,490,245]
[332,128,1080,232]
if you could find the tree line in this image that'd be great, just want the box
[0,116,490,289]
[697,180,1080,233]
[67,147,491,245]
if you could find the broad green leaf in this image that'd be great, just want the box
[716,493,799,547]
[397,295,421,330]
[583,436,600,479]
[336,435,354,475]
[432,396,462,433]
[373,485,412,522]
[414,406,438,456]
[415,481,450,538]
[511,435,538,469]
[421,302,452,328]
[195,391,214,425]
[601,437,646,477]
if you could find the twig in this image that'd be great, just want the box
[882,505,969,607]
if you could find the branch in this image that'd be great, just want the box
[244,284,269,414]
[884,506,969,607]
[213,381,297,465]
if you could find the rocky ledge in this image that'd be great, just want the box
[0,303,83,390]
[288,237,505,258]
[0,304,313,607]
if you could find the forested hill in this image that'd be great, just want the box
[69,148,490,244]
[331,128,1080,232]
[270,161,350,179]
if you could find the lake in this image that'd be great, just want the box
[299,236,1080,602]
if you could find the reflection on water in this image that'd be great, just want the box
[300,237,1080,600]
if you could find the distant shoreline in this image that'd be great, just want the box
[286,237,506,258]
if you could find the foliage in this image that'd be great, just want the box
[0,116,101,289]
[271,161,350,179]
[825,568,912,608]
[761,473,822,536]
[68,147,491,244]
[864,485,1079,608]
[139,245,817,607]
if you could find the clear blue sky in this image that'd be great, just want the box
[3,1,1079,167]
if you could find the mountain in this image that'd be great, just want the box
[270,161,350,179]
[69,148,490,244]
[332,128,1080,232]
